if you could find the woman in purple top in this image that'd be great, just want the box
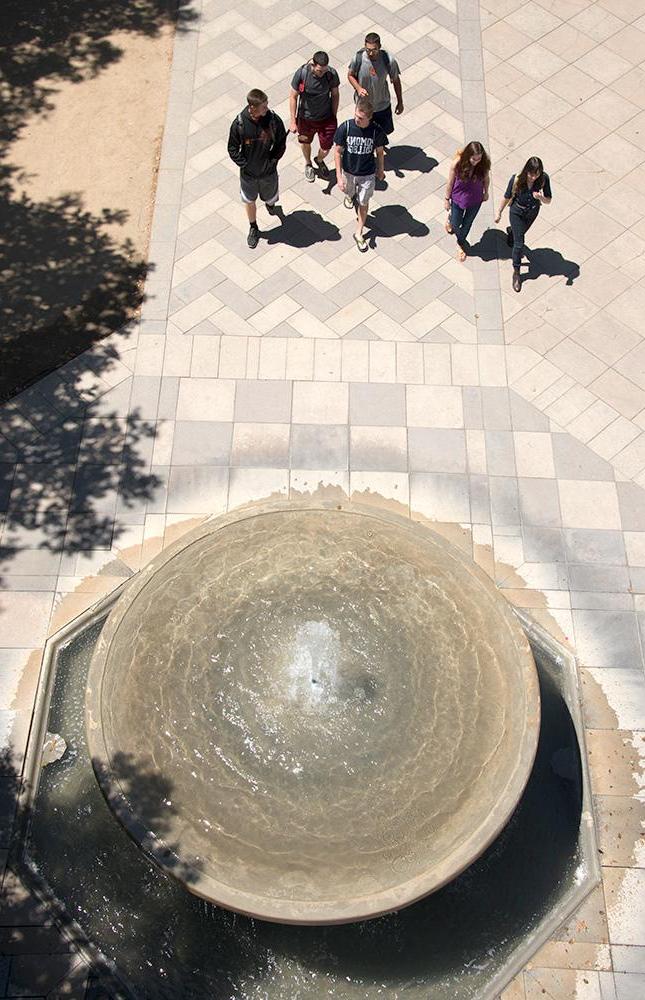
[444,141,491,261]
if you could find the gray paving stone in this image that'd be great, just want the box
[251,270,301,307]
[490,476,520,526]
[569,564,631,593]
[234,380,292,423]
[522,526,566,562]
[462,387,483,428]
[469,473,491,522]
[171,421,232,466]
[328,271,379,309]
[518,477,561,527]
[350,427,408,472]
[553,433,615,481]
[290,425,348,470]
[172,266,226,307]
[363,283,416,322]
[617,482,645,530]
[157,378,180,420]
[509,392,550,431]
[485,431,516,476]
[481,387,512,430]
[349,383,406,426]
[231,423,290,468]
[410,472,471,522]
[564,528,627,565]
[404,272,453,310]
[289,283,338,322]
[408,428,467,473]
[573,609,642,669]
[129,377,161,420]
[167,465,228,513]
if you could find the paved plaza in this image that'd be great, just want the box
[1,0,645,995]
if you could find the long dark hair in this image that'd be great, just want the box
[516,156,544,191]
[456,141,490,181]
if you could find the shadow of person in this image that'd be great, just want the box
[365,205,429,247]
[468,229,581,286]
[322,167,338,196]
[524,247,580,285]
[384,145,439,178]
[467,227,510,262]
[263,208,341,248]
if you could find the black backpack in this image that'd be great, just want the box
[296,63,335,118]
[350,48,392,77]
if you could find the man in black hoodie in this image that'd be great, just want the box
[227,89,288,248]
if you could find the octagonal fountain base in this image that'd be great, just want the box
[16,503,599,999]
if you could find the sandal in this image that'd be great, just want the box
[444,218,453,235]
[457,247,467,262]
[353,233,368,253]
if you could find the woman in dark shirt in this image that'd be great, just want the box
[495,156,552,292]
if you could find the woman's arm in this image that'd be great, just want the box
[494,196,511,224]
[444,159,458,213]
[482,170,490,201]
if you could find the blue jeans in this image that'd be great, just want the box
[450,201,481,247]
[509,206,539,270]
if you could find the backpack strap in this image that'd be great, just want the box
[236,112,244,142]
[351,48,392,76]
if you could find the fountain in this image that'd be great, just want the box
[85,504,540,924]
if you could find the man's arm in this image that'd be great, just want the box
[393,76,403,114]
[227,119,246,167]
[272,116,288,162]
[331,86,339,119]
[334,143,345,191]
[376,146,385,181]
[289,89,299,133]
[348,61,367,97]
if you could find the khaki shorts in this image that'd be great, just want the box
[343,172,375,206]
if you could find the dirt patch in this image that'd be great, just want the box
[0,3,186,401]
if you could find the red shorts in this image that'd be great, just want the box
[296,117,337,151]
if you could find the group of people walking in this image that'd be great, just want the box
[227,32,552,290]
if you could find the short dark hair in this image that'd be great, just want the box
[312,51,329,66]
[356,96,374,117]
[364,32,381,47]
[246,88,268,107]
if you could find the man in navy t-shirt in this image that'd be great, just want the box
[333,97,388,252]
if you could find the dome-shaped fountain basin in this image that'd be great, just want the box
[86,505,540,924]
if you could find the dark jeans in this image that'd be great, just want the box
[450,201,481,247]
[509,206,539,269]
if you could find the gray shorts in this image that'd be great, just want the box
[343,172,376,206]
[240,171,279,205]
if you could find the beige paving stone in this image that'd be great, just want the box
[558,480,620,529]
[513,431,556,478]
[524,968,601,999]
[575,46,632,87]
[218,337,248,379]
[571,313,640,367]
[589,370,645,421]
[528,941,611,972]
[350,471,409,508]
[546,340,606,387]
[175,377,235,421]
[603,868,645,946]
[566,398,619,443]
[587,730,645,798]
[423,344,452,385]
[594,796,645,868]
[613,433,645,479]
[406,386,463,428]
[292,381,348,424]
[554,884,609,945]
[0,592,54,646]
[544,64,603,104]
[369,342,397,383]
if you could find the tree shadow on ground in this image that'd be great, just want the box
[262,208,341,248]
[0,188,148,401]
[0,0,197,400]
[0,391,162,596]
[468,228,580,285]
[366,204,429,248]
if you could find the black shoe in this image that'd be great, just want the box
[247,224,259,249]
[506,227,513,247]
[266,203,280,216]
[512,269,521,292]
